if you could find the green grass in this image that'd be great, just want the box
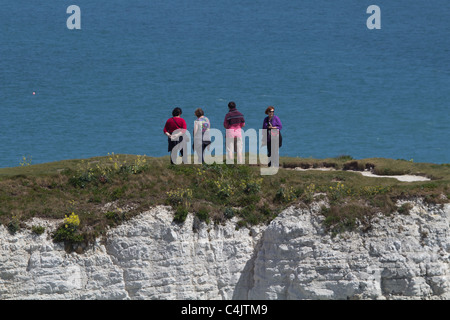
[0,154,448,249]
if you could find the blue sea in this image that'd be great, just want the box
[1,0,449,168]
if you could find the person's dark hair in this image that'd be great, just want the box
[228,101,236,109]
[194,108,204,117]
[172,107,182,117]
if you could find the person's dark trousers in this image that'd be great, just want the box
[267,141,272,167]
[169,136,184,164]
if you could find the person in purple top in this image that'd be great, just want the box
[262,106,282,167]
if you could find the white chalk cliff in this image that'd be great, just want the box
[0,200,449,300]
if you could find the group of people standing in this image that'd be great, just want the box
[163,101,282,165]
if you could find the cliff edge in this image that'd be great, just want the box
[0,200,449,300]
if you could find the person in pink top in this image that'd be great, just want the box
[223,101,245,163]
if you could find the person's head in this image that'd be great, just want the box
[265,106,275,115]
[228,101,236,109]
[172,107,182,117]
[194,108,204,118]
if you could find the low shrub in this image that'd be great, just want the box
[7,220,20,234]
[275,186,297,203]
[196,207,210,224]
[397,202,413,215]
[321,202,372,236]
[53,213,84,243]
[224,207,235,219]
[173,205,189,223]
[31,225,45,235]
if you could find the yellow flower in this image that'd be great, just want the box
[64,212,80,227]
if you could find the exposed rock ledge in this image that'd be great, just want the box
[0,200,449,300]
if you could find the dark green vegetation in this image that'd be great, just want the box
[0,154,448,248]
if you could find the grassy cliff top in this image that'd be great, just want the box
[0,154,448,249]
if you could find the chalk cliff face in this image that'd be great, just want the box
[0,200,449,300]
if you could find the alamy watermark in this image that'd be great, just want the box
[366,5,381,30]
[67,5,81,30]
[66,5,381,30]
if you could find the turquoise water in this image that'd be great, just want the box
[1,0,449,168]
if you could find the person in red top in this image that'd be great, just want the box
[164,107,187,164]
